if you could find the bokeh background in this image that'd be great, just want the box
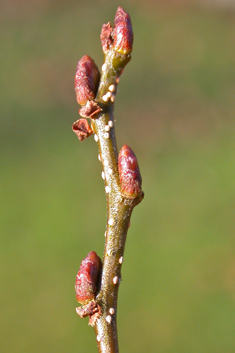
[1,0,235,352]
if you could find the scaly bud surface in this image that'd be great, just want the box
[74,55,100,106]
[118,145,142,197]
[113,7,133,55]
[75,251,102,304]
[100,22,113,53]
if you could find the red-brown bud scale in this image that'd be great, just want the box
[74,55,100,106]
[79,100,102,119]
[100,22,113,53]
[72,118,93,141]
[118,145,142,197]
[75,251,102,304]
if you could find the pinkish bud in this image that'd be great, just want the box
[75,251,102,305]
[74,55,100,106]
[118,145,142,197]
[113,7,133,55]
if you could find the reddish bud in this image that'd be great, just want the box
[72,118,93,141]
[74,55,100,106]
[118,145,142,197]
[113,7,133,55]
[75,251,102,305]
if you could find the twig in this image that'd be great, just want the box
[73,7,144,353]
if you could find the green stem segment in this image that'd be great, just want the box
[91,50,143,353]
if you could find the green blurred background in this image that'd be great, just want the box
[1,0,235,352]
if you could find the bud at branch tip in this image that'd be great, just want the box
[100,7,133,55]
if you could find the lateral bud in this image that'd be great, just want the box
[74,55,100,106]
[113,7,133,55]
[118,145,142,197]
[75,251,102,305]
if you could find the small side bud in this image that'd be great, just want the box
[113,7,133,55]
[74,55,100,106]
[75,251,102,305]
[118,145,142,197]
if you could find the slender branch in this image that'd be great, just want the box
[73,8,143,353]
[91,45,143,353]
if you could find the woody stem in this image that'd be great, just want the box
[91,51,142,353]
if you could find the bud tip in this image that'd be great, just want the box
[113,7,133,55]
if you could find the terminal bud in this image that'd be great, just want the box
[75,251,102,305]
[118,145,142,197]
[113,7,133,55]
[74,55,100,106]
